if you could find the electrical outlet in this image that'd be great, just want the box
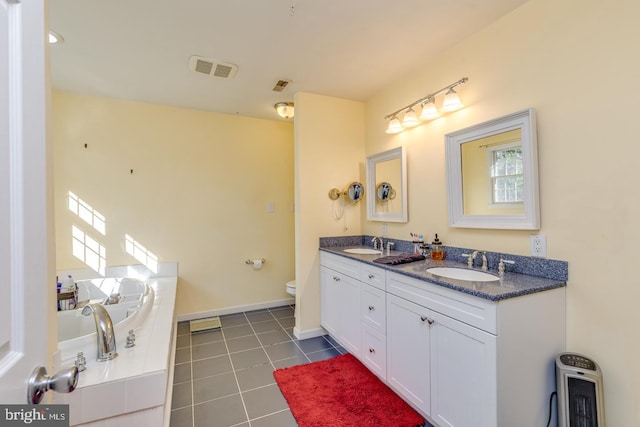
[530,234,547,257]
[381,224,388,237]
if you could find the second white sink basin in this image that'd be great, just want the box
[343,248,383,255]
[427,267,499,282]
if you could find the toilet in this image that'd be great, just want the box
[286,280,296,297]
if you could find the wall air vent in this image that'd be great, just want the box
[189,56,238,79]
[272,79,292,92]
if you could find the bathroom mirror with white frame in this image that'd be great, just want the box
[445,108,540,229]
[366,146,408,222]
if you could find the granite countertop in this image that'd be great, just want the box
[320,246,566,302]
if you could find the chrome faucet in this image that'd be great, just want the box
[480,252,488,271]
[372,236,383,250]
[468,250,479,267]
[81,303,118,361]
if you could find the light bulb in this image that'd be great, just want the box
[402,107,420,128]
[442,88,463,112]
[385,116,404,134]
[274,102,294,119]
[420,100,439,120]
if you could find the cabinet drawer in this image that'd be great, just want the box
[320,251,360,279]
[362,285,386,335]
[387,271,497,334]
[362,325,387,380]
[360,264,386,290]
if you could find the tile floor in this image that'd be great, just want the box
[169,305,347,427]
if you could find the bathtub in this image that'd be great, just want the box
[57,277,151,345]
[53,263,178,427]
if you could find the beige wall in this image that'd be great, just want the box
[363,0,640,424]
[51,0,640,422]
[294,92,365,335]
[52,91,295,317]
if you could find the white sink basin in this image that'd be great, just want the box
[343,248,383,255]
[427,267,499,282]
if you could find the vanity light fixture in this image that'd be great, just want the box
[274,102,294,119]
[384,77,468,134]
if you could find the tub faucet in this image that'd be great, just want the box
[81,303,118,361]
[102,292,120,305]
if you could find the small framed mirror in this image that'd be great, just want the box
[366,146,407,222]
[445,108,540,229]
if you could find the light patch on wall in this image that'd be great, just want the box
[125,234,158,273]
[72,225,106,275]
[68,191,105,235]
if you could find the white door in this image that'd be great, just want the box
[429,311,497,427]
[386,295,432,415]
[0,0,55,403]
[320,266,339,336]
[337,273,361,356]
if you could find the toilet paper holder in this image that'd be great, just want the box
[245,258,266,265]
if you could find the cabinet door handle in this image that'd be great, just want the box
[368,274,375,279]
[333,276,340,282]
[420,316,435,325]
[368,305,374,311]
[369,348,375,353]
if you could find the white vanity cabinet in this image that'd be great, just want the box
[320,250,566,427]
[386,271,565,427]
[320,252,387,377]
[320,263,362,355]
[387,292,497,426]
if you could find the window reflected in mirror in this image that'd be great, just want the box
[461,128,524,215]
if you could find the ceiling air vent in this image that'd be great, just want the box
[272,80,292,92]
[189,56,238,79]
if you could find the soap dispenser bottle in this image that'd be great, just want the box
[430,234,445,260]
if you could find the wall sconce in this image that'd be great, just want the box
[274,102,294,119]
[384,77,468,134]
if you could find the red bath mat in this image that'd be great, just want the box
[274,353,425,427]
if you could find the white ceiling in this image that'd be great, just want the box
[48,0,528,121]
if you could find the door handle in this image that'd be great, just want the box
[27,365,79,404]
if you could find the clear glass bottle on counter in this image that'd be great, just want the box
[430,234,445,260]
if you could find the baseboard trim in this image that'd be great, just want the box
[293,326,326,340]
[177,298,295,322]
